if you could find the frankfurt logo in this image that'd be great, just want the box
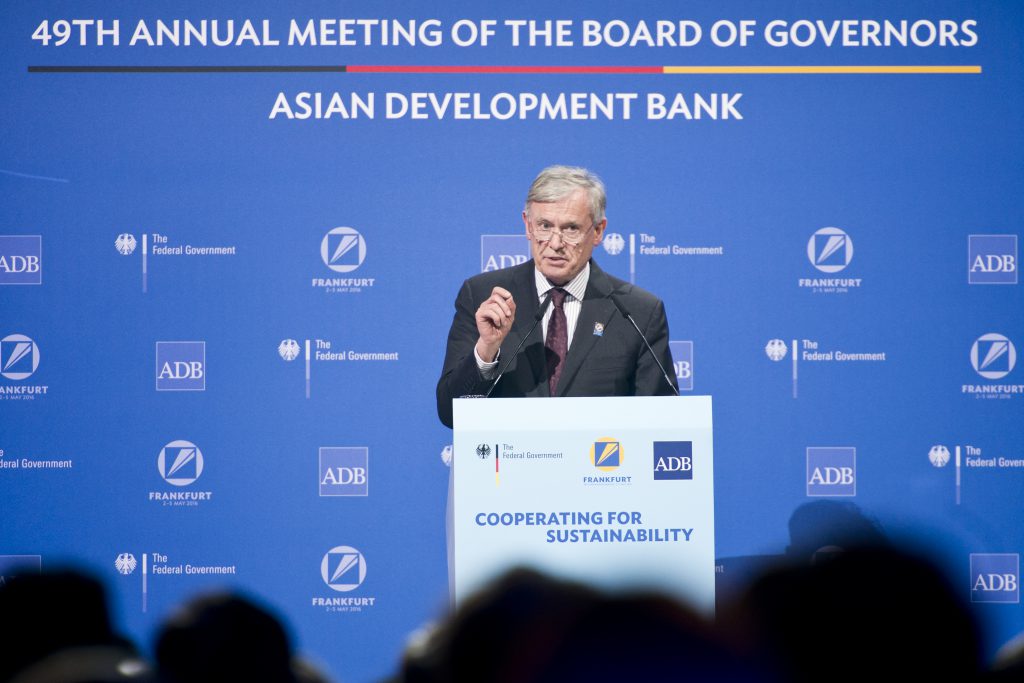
[321,227,366,273]
[321,546,367,592]
[765,339,788,362]
[476,443,492,458]
[807,227,853,273]
[115,553,137,575]
[0,334,40,380]
[929,445,951,468]
[278,339,300,361]
[971,333,1016,380]
[115,234,137,256]
[158,440,204,486]
[603,232,625,256]
[590,438,622,472]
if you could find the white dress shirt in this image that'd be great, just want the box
[476,263,591,378]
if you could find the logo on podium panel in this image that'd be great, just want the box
[653,441,693,480]
[969,235,1017,285]
[0,235,42,285]
[971,554,1019,603]
[590,438,622,471]
[156,341,206,391]
[321,546,367,592]
[806,447,856,496]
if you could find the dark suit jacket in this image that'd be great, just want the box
[436,259,678,427]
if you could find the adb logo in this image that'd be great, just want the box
[807,227,853,273]
[0,235,42,285]
[319,447,368,497]
[321,227,366,273]
[968,235,1017,285]
[321,546,367,592]
[971,554,1019,604]
[590,438,622,472]
[971,334,1016,380]
[670,341,693,391]
[480,235,529,272]
[653,441,693,480]
[158,440,204,486]
[0,334,40,380]
[156,341,206,391]
[806,447,856,496]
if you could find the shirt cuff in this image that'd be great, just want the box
[475,346,500,380]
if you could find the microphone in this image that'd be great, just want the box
[609,291,679,396]
[485,292,553,398]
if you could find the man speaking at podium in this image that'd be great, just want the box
[437,165,678,428]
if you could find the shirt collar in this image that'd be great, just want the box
[534,261,590,303]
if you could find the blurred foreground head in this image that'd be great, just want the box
[154,592,296,683]
[0,569,141,682]
[398,568,766,683]
[741,545,983,683]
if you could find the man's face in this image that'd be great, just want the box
[523,189,606,286]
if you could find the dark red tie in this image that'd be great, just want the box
[545,288,568,395]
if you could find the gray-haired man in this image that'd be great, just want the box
[437,165,678,428]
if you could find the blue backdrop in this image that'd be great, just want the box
[2,2,1022,681]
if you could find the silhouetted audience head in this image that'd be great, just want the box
[397,568,766,683]
[0,569,139,682]
[785,500,888,564]
[9,647,152,683]
[740,545,983,683]
[989,631,1024,682]
[154,592,296,683]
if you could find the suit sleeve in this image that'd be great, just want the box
[436,279,493,428]
[635,299,679,396]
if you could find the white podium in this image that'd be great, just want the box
[450,395,715,612]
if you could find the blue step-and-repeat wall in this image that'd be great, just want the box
[2,1,1021,680]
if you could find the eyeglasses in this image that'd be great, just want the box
[530,222,593,245]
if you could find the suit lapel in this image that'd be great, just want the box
[554,261,617,397]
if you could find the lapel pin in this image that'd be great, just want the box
[593,322,605,337]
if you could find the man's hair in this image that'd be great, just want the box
[524,165,606,226]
